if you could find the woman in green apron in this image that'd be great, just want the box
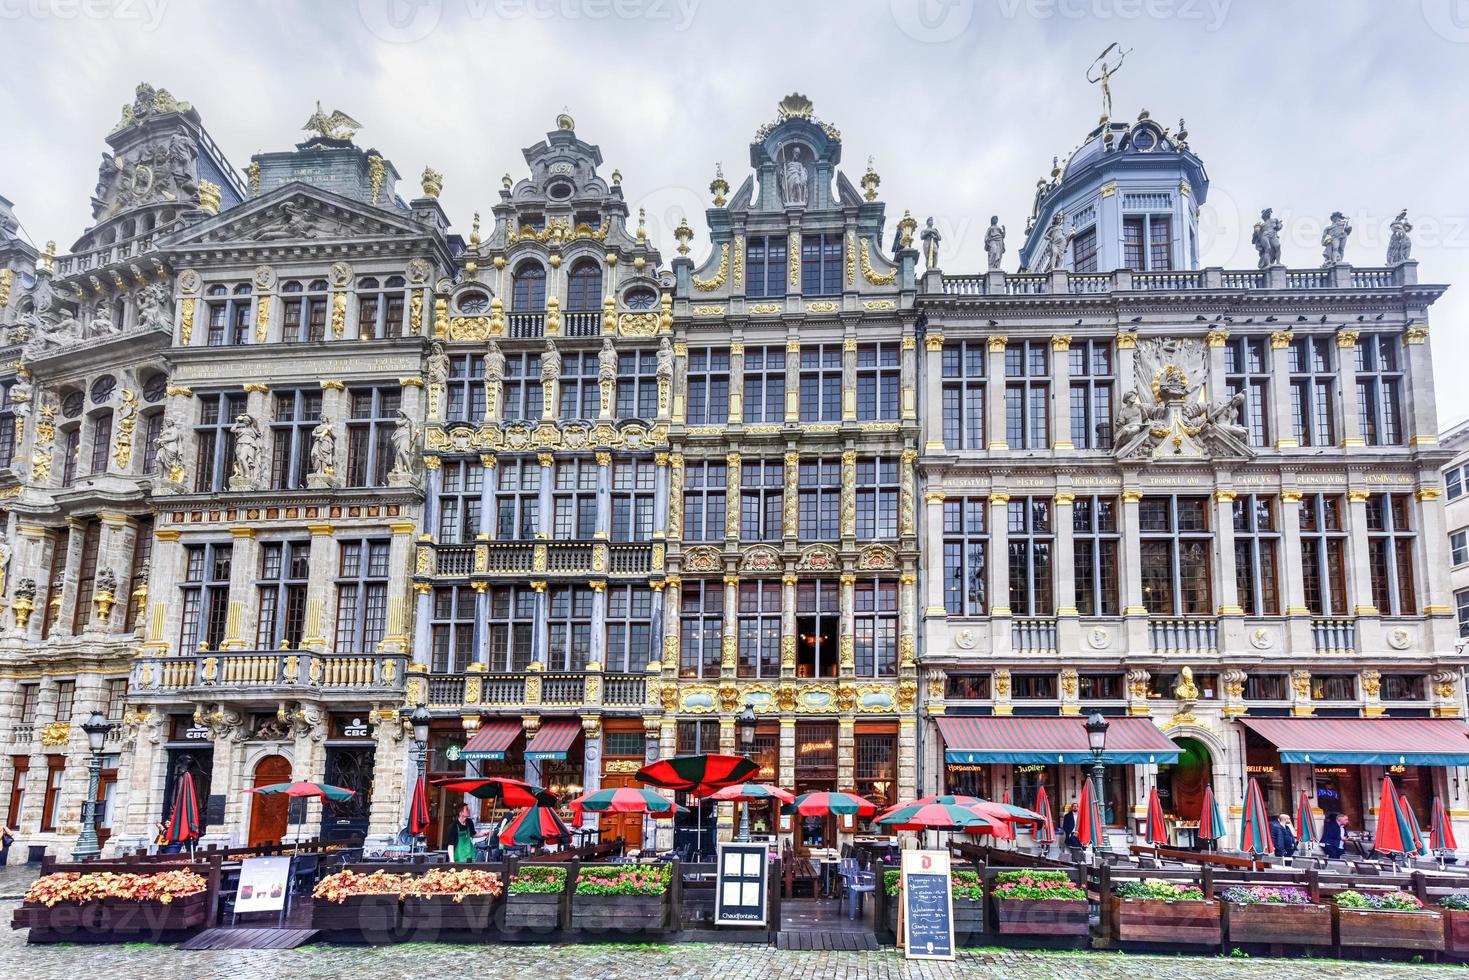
[452,803,479,862]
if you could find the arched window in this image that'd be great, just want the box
[512,262,546,311]
[566,260,602,311]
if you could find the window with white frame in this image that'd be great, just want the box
[855,456,899,540]
[737,580,781,679]
[617,350,659,419]
[1233,495,1281,616]
[495,458,541,539]
[1068,340,1114,449]
[854,578,898,677]
[1004,340,1049,449]
[605,585,653,672]
[942,497,988,616]
[1007,497,1054,616]
[281,279,329,343]
[611,458,655,542]
[345,386,401,487]
[686,346,730,425]
[438,459,483,544]
[335,539,390,653]
[180,542,232,651]
[256,540,310,649]
[798,458,840,541]
[740,458,784,542]
[679,580,723,679]
[194,392,247,493]
[546,585,595,670]
[1224,336,1271,447]
[1366,492,1416,614]
[682,459,726,541]
[1072,495,1120,616]
[1138,496,1213,616]
[446,354,487,421]
[552,457,598,539]
[742,345,785,423]
[1299,493,1349,616]
[1289,336,1335,447]
[1356,335,1404,446]
[941,341,985,450]
[430,585,476,672]
[356,276,407,339]
[799,344,843,422]
[856,343,900,421]
[486,586,535,671]
[269,388,324,490]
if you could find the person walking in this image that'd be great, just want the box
[0,823,15,866]
[1321,812,1348,859]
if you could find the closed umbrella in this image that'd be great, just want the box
[1239,777,1271,856]
[1295,791,1318,849]
[164,770,201,849]
[1076,778,1105,849]
[1373,775,1420,857]
[1431,797,1458,854]
[1033,786,1056,846]
[1384,778,1427,858]
[499,804,572,848]
[1144,786,1169,846]
[1198,784,1224,849]
[408,775,431,837]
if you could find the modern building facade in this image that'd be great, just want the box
[0,84,1462,860]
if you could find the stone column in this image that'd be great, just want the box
[1336,330,1363,448]
[988,492,1011,617]
[898,571,918,672]
[901,331,918,425]
[1214,489,1241,615]
[1050,334,1073,450]
[1403,326,1436,447]
[219,527,258,651]
[1205,328,1230,404]
[784,339,801,423]
[11,524,56,641]
[1416,486,1456,643]
[839,572,856,676]
[985,336,1008,451]
[841,335,858,422]
[839,449,857,543]
[1344,490,1378,615]
[781,574,798,676]
[727,340,745,425]
[1277,490,1316,654]
[93,513,138,633]
[836,717,855,844]
[1268,331,1296,449]
[923,333,945,452]
[721,574,739,677]
[670,340,687,427]
[146,529,183,654]
[922,492,946,619]
[54,518,85,637]
[364,710,408,851]
[724,452,741,542]
[581,716,603,835]
[302,524,337,652]
[1053,491,1078,650]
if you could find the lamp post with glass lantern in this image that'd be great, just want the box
[72,711,112,861]
[409,702,432,852]
[736,701,757,842]
[1084,711,1110,845]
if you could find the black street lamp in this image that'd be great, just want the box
[409,703,432,851]
[1084,711,1110,846]
[72,711,111,861]
[736,701,758,842]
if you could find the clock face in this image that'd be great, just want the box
[458,291,491,315]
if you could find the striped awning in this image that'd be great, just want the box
[935,715,1181,765]
[1240,717,1469,766]
[460,719,522,761]
[524,719,583,761]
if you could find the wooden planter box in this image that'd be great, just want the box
[1334,905,1444,952]
[571,892,669,933]
[502,892,562,933]
[1442,908,1469,957]
[311,895,403,939]
[1108,896,1221,946]
[1223,901,1333,947]
[953,897,985,943]
[995,897,1091,937]
[12,892,210,942]
[401,894,499,934]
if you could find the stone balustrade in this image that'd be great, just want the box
[129,651,408,700]
[937,263,1416,298]
[420,669,651,712]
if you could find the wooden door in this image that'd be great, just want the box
[599,772,643,851]
[247,755,292,846]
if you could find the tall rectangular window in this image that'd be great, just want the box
[679,580,724,679]
[0,377,16,468]
[334,538,390,653]
[437,459,484,544]
[1123,214,1172,271]
[1356,335,1404,446]
[128,515,154,629]
[486,586,536,671]
[1224,336,1271,447]
[795,580,840,678]
[557,350,599,420]
[141,412,164,476]
[616,350,658,419]
[800,233,843,296]
[205,284,252,346]
[605,584,653,672]
[269,388,324,490]
[41,526,68,639]
[742,346,785,424]
[799,344,843,423]
[856,457,899,540]
[1233,495,1281,616]
[1071,226,1098,273]
[746,235,787,299]
[737,580,781,679]
[280,280,330,343]
[686,347,730,425]
[1068,340,1113,449]
[1138,496,1213,616]
[546,585,595,670]
[611,458,656,542]
[552,458,598,540]
[941,341,985,450]
[446,353,487,421]
[740,458,784,542]
[1289,336,1335,447]
[942,497,988,616]
[1366,492,1415,615]
[255,540,310,649]
[1454,529,1469,567]
[798,458,841,541]
[430,585,476,672]
[856,343,900,421]
[356,276,407,339]
[1300,494,1348,616]
[72,520,101,633]
[854,579,898,677]
[502,351,544,420]
[1007,497,1054,616]
[88,412,113,475]
[1456,589,1469,639]
[180,542,232,651]
[494,458,541,540]
[1123,217,1144,271]
[1004,340,1049,449]
[1072,495,1119,616]
[682,458,727,541]
[60,426,80,487]
[1148,215,1172,270]
[345,386,401,487]
[54,680,75,723]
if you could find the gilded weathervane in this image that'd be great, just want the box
[302,101,362,142]
[1086,42,1131,121]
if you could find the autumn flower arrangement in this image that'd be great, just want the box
[1113,879,1206,901]
[573,864,672,897]
[1334,889,1425,912]
[24,870,207,907]
[508,865,568,895]
[312,870,417,904]
[1220,885,1311,906]
[404,869,503,902]
[992,870,1087,902]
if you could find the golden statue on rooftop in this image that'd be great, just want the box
[1086,42,1131,122]
[303,102,362,142]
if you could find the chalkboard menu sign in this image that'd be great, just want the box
[714,842,768,926]
[900,849,954,961]
[204,793,227,827]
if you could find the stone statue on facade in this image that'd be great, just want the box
[26,306,80,356]
[162,132,199,204]
[424,340,449,387]
[483,338,506,384]
[88,300,116,337]
[1387,209,1413,265]
[656,336,675,383]
[540,339,562,386]
[229,413,263,489]
[155,416,186,484]
[1116,338,1252,461]
[254,201,318,241]
[1041,213,1071,272]
[135,281,173,333]
[1321,211,1352,267]
[920,217,942,270]
[598,338,619,384]
[1207,391,1250,445]
[388,409,418,483]
[1111,391,1151,448]
[984,216,1006,271]
[1251,208,1282,268]
[779,145,809,207]
[0,529,11,597]
[309,414,335,480]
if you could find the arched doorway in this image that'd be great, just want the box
[1158,736,1212,831]
[247,755,292,846]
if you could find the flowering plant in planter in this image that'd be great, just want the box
[1114,879,1205,901]
[883,869,987,900]
[1334,889,1424,912]
[24,870,207,907]
[1441,892,1469,911]
[573,865,671,897]
[1219,885,1311,906]
[403,869,502,902]
[993,870,1086,902]
[312,870,416,904]
[508,865,568,895]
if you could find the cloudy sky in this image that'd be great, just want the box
[2,0,1465,422]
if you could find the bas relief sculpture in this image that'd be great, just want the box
[1114,337,1253,461]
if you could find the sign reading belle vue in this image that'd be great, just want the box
[714,841,768,926]
[901,849,955,961]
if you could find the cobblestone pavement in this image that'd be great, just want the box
[0,897,1461,980]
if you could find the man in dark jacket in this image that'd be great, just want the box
[1270,814,1297,857]
[1320,813,1347,858]
[1059,804,1080,848]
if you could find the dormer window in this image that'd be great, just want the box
[546,180,574,201]
[512,262,546,311]
[1132,128,1156,152]
[566,260,602,311]
[457,290,492,316]
[1072,227,1099,273]
[747,236,787,299]
[623,288,657,310]
[1123,215,1172,272]
[520,213,545,232]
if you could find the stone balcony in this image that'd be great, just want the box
[422,538,658,581]
[128,650,408,703]
[414,667,653,714]
[934,263,1419,298]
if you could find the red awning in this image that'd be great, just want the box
[525,719,583,761]
[460,719,522,761]
[1239,717,1469,766]
[935,715,1181,765]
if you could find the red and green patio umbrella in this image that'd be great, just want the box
[1431,797,1458,853]
[709,783,796,804]
[164,770,201,846]
[1144,786,1169,846]
[1075,778,1105,848]
[788,791,877,818]
[1239,777,1271,855]
[435,775,555,808]
[246,780,356,801]
[876,801,1010,835]
[635,754,760,797]
[1295,791,1318,847]
[499,804,572,848]
[408,775,431,836]
[903,795,1040,830]
[569,786,684,819]
[1198,784,1224,848]
[1375,776,1427,858]
[1033,786,1056,846]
